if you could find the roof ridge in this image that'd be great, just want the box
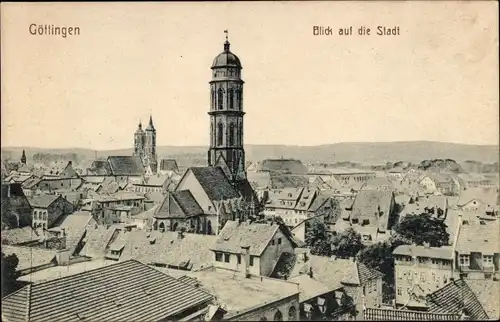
[32,259,139,288]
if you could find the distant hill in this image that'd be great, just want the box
[2,141,498,166]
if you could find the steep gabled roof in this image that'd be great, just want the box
[426,279,488,320]
[155,190,204,219]
[107,156,145,176]
[211,220,294,256]
[1,260,214,322]
[351,190,394,232]
[187,166,241,201]
[27,194,61,208]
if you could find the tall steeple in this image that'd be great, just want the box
[144,115,157,174]
[21,149,27,165]
[208,31,246,181]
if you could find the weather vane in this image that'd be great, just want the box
[224,29,228,42]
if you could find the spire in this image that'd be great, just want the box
[21,149,27,165]
[146,114,155,131]
[223,30,230,52]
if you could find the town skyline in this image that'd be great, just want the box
[2,1,498,150]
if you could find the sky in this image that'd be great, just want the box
[1,1,498,150]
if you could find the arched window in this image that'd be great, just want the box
[229,88,234,110]
[210,121,214,145]
[217,123,224,146]
[239,89,243,109]
[172,222,178,232]
[43,212,48,221]
[229,123,235,146]
[211,89,215,109]
[218,88,224,110]
[273,310,283,321]
[288,306,297,321]
[159,222,165,232]
[34,211,38,219]
[239,123,243,145]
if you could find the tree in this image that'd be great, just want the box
[357,238,405,302]
[392,213,450,247]
[1,252,21,297]
[305,218,332,257]
[330,228,364,259]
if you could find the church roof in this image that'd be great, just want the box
[107,156,145,176]
[155,190,204,219]
[211,41,242,69]
[188,166,241,201]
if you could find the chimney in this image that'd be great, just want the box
[308,267,313,278]
[241,245,251,278]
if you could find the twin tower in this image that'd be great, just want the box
[134,35,246,181]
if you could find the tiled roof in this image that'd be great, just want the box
[211,220,283,256]
[160,159,179,172]
[80,227,216,271]
[270,173,309,189]
[351,190,394,232]
[107,156,145,176]
[155,190,204,219]
[1,227,40,245]
[293,256,383,290]
[27,194,60,208]
[426,279,488,320]
[362,177,393,189]
[188,167,241,201]
[364,307,461,320]
[233,178,259,204]
[2,245,57,271]
[1,260,214,322]
[465,279,500,320]
[458,187,498,207]
[21,177,42,189]
[145,173,170,186]
[56,211,95,251]
[96,191,145,202]
[133,205,159,220]
[393,245,454,260]
[288,274,332,302]
[455,220,500,254]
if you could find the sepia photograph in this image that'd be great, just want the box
[1,1,499,321]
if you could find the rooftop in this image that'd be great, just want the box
[2,260,214,322]
[2,245,57,271]
[393,244,454,260]
[170,267,299,315]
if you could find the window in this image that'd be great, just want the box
[229,123,235,146]
[418,257,426,263]
[229,88,234,109]
[271,239,275,245]
[217,123,224,146]
[250,256,255,266]
[277,238,282,245]
[217,88,223,110]
[397,287,402,296]
[224,253,230,263]
[483,255,493,266]
[237,254,241,264]
[459,254,470,266]
[431,259,438,265]
[215,252,222,262]
[484,273,492,279]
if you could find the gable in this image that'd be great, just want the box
[176,169,216,214]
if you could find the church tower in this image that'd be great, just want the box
[208,32,246,181]
[144,115,158,173]
[133,121,146,160]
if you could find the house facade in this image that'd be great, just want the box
[28,194,74,230]
[210,220,297,277]
[393,245,455,309]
